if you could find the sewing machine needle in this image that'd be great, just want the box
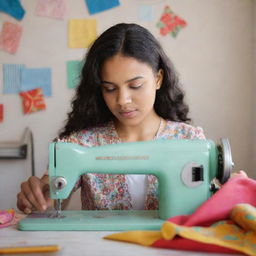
[56,199,62,217]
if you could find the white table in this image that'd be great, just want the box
[0,226,242,256]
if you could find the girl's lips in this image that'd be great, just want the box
[119,110,137,118]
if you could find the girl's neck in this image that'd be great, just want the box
[114,115,165,142]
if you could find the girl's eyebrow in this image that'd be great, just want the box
[101,76,144,85]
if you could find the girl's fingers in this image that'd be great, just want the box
[28,177,48,210]
[22,188,44,211]
[20,177,46,211]
[16,192,33,213]
[17,176,51,213]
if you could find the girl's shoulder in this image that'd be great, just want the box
[161,120,206,140]
[59,122,118,147]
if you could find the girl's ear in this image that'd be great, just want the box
[156,69,164,90]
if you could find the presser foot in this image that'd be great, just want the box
[49,212,65,219]
[51,199,64,218]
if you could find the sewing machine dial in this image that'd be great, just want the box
[217,138,234,184]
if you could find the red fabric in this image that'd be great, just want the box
[159,6,187,36]
[152,174,256,254]
[19,88,46,114]
[0,104,3,122]
[153,237,238,254]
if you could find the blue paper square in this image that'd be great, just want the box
[85,0,120,15]
[21,68,52,97]
[3,64,25,94]
[139,5,153,22]
[0,0,25,20]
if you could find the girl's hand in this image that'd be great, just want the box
[16,175,52,214]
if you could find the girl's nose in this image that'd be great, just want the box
[117,90,132,106]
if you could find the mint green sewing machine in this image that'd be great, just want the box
[18,139,233,231]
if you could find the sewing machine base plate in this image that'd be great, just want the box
[18,210,164,231]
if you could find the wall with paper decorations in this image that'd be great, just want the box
[0,0,254,209]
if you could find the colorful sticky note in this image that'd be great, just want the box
[0,0,25,20]
[68,19,97,48]
[0,104,3,122]
[138,5,153,22]
[21,68,52,97]
[19,88,46,114]
[85,0,120,15]
[157,6,187,38]
[35,0,66,20]
[0,22,22,54]
[67,60,83,89]
[3,64,25,94]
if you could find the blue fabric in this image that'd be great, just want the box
[0,0,25,20]
[21,68,52,97]
[3,64,25,94]
[85,0,120,15]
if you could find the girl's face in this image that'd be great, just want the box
[100,54,163,127]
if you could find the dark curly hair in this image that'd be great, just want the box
[59,23,191,138]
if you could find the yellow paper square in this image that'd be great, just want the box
[68,19,97,48]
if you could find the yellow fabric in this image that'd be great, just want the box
[68,19,97,48]
[104,204,256,256]
[230,204,256,232]
[104,230,162,246]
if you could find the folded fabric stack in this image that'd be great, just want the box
[105,174,256,256]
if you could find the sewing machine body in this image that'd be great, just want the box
[50,139,218,218]
[19,139,232,231]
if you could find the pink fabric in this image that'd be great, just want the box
[169,174,256,227]
[35,0,66,19]
[0,22,22,54]
[0,209,15,228]
[0,209,26,229]
[152,174,256,254]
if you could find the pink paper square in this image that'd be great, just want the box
[35,0,66,19]
[0,22,22,54]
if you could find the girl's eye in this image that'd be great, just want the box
[103,86,116,92]
[130,84,143,89]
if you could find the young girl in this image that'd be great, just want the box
[17,23,205,214]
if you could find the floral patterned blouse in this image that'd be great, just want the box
[60,120,205,210]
